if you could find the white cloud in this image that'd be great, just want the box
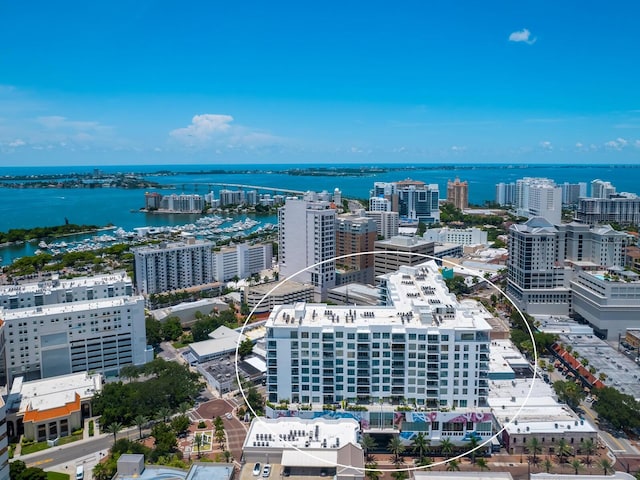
[8,139,25,147]
[169,113,281,149]
[450,145,466,152]
[604,137,629,150]
[37,116,109,132]
[575,142,583,148]
[509,28,537,45]
[540,141,553,150]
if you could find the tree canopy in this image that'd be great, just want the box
[92,358,203,426]
[592,386,640,430]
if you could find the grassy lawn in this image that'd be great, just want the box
[47,472,70,480]
[20,441,50,455]
[58,434,83,446]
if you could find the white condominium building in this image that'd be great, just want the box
[364,210,399,239]
[515,177,562,225]
[278,197,336,301]
[0,273,149,384]
[133,238,214,294]
[0,271,134,309]
[423,227,488,246]
[575,195,640,226]
[212,243,273,282]
[265,260,491,408]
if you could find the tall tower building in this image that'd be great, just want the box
[133,238,214,295]
[446,177,469,210]
[335,214,378,285]
[395,180,440,224]
[591,179,616,198]
[515,178,562,225]
[278,197,336,301]
[506,218,572,315]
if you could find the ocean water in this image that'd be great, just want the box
[0,163,638,264]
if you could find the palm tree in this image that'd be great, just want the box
[178,401,192,415]
[570,458,583,475]
[215,428,226,447]
[526,437,542,464]
[446,459,460,471]
[194,433,203,458]
[223,449,232,463]
[411,432,430,464]
[542,458,554,473]
[157,406,172,424]
[134,415,147,439]
[439,438,454,459]
[390,470,408,480]
[598,458,612,475]
[105,422,122,443]
[93,463,111,480]
[598,372,607,382]
[364,462,381,480]
[360,434,377,461]
[465,436,480,464]
[388,437,406,465]
[556,438,573,463]
[476,458,490,471]
[579,438,596,466]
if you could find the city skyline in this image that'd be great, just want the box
[1,1,640,166]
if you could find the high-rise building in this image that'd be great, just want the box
[0,272,149,383]
[212,243,273,282]
[591,179,617,198]
[371,180,440,224]
[495,182,516,206]
[264,260,491,407]
[446,177,469,210]
[335,214,378,285]
[364,210,399,239]
[0,396,7,480]
[506,218,572,316]
[133,238,214,295]
[278,197,336,301]
[575,195,640,225]
[560,182,587,206]
[159,193,205,213]
[515,178,562,225]
[507,218,632,318]
[374,236,435,278]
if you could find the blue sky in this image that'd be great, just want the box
[1,1,640,166]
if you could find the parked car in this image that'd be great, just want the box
[262,464,272,478]
[252,463,261,476]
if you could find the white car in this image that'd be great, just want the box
[252,463,261,476]
[262,464,272,478]
[225,412,233,419]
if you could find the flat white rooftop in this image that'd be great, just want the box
[269,261,491,331]
[0,271,131,295]
[243,417,360,451]
[10,372,102,414]
[2,296,139,319]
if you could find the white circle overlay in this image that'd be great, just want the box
[235,251,538,472]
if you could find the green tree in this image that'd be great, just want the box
[360,434,377,462]
[134,415,148,439]
[390,470,408,480]
[411,432,430,464]
[10,460,27,480]
[161,316,183,342]
[388,437,405,465]
[93,462,112,480]
[16,467,46,480]
[579,438,596,466]
[553,380,585,409]
[526,437,542,464]
[170,414,191,437]
[556,438,573,463]
[542,458,554,473]
[439,438,454,458]
[598,458,612,475]
[105,422,123,443]
[465,436,480,463]
[145,316,163,348]
[570,458,583,475]
[364,462,381,480]
[215,428,226,447]
[194,432,203,458]
[238,338,254,359]
[592,386,640,430]
[157,407,173,424]
[476,458,490,471]
[446,459,460,471]
[151,422,178,459]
